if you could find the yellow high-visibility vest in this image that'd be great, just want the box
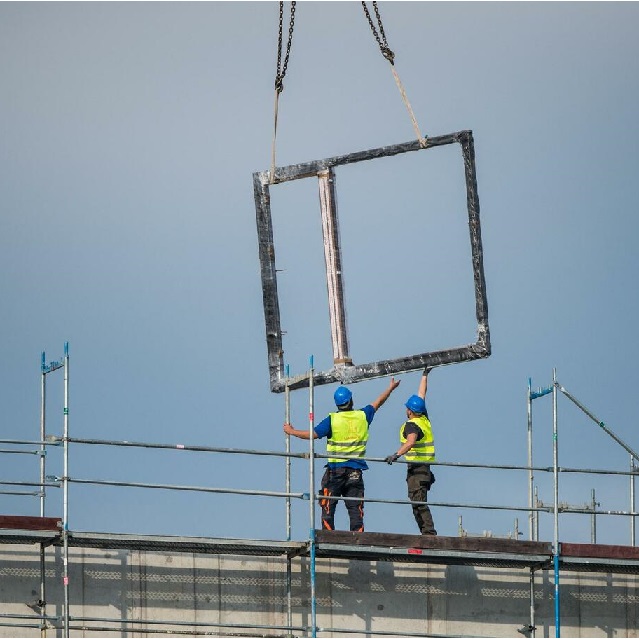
[327,411,369,463]
[400,415,435,463]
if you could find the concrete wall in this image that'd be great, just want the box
[0,544,637,637]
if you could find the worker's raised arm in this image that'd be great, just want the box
[418,367,431,400]
[283,422,319,440]
[371,377,401,411]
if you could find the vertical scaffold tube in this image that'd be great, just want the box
[527,380,552,543]
[40,353,47,638]
[527,378,534,541]
[308,356,317,638]
[285,365,292,539]
[529,568,536,638]
[40,353,47,518]
[284,365,292,633]
[317,169,352,367]
[631,455,636,546]
[534,486,539,542]
[552,368,560,638]
[591,489,597,544]
[63,342,70,638]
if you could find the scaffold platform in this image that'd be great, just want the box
[3,518,639,575]
[314,530,553,569]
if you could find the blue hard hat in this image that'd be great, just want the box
[334,386,353,407]
[405,395,426,415]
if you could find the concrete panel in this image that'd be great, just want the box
[0,544,637,637]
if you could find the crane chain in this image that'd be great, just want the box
[361,1,395,64]
[275,1,296,93]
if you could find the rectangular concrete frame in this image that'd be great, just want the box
[253,130,490,392]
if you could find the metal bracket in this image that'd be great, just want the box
[253,130,490,392]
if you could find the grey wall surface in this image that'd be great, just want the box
[0,544,637,637]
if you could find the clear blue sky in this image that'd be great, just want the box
[2,2,638,545]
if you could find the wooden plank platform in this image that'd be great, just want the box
[0,515,61,531]
[561,542,639,559]
[316,530,551,554]
[63,531,306,557]
[560,542,639,573]
[1,526,639,573]
[0,516,62,545]
[314,530,553,568]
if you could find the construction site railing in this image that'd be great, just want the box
[3,435,636,637]
[1,349,637,638]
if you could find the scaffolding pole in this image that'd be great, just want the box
[527,379,533,541]
[557,381,639,546]
[64,478,306,499]
[62,342,70,638]
[40,354,47,638]
[534,486,540,542]
[40,349,64,638]
[308,356,317,638]
[590,489,598,544]
[631,455,636,547]
[552,368,560,638]
[556,384,639,462]
[284,365,292,635]
[40,353,47,519]
[529,567,536,638]
[528,379,552,541]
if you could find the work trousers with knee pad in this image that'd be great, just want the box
[319,467,365,532]
[406,464,436,535]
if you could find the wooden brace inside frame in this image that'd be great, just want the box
[253,130,491,392]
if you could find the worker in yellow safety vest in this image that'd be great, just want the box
[284,377,400,532]
[385,368,437,535]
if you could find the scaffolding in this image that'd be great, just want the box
[1,345,638,638]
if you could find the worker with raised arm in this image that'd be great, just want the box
[385,367,437,535]
[284,377,401,532]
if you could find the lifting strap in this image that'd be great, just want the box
[270,1,296,183]
[361,1,427,148]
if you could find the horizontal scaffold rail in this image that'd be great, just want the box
[0,438,60,447]
[0,613,307,637]
[64,436,307,458]
[65,477,308,500]
[0,448,40,455]
[66,476,633,518]
[54,435,639,477]
[0,480,59,488]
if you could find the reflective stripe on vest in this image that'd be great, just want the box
[400,415,435,463]
[327,410,369,463]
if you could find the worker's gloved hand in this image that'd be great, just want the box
[423,366,433,376]
[385,453,400,465]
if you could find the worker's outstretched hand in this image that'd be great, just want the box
[388,377,401,392]
[385,453,400,465]
[283,423,294,436]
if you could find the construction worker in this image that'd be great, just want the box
[284,377,400,532]
[385,368,437,535]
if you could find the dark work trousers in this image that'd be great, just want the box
[406,464,437,535]
[319,467,365,532]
